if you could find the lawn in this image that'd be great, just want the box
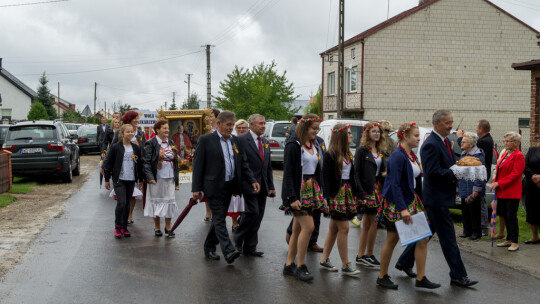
[8,177,37,194]
[0,194,16,208]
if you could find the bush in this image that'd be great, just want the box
[27,102,50,120]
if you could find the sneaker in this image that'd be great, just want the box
[415,276,441,289]
[283,262,297,276]
[295,264,314,282]
[377,274,398,289]
[341,263,361,276]
[351,216,362,227]
[319,258,338,271]
[122,227,131,238]
[364,255,381,268]
[114,225,122,239]
[355,255,370,266]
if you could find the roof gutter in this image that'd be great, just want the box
[360,39,365,111]
[321,55,325,118]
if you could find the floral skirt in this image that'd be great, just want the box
[360,182,382,214]
[327,182,359,221]
[377,194,425,226]
[280,177,326,216]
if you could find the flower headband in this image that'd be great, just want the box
[299,118,323,123]
[364,122,382,132]
[331,124,351,133]
[397,122,417,139]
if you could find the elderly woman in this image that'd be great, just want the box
[524,146,540,244]
[227,119,249,231]
[458,132,486,240]
[490,132,525,251]
[171,124,192,159]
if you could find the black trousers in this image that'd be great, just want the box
[234,190,267,251]
[204,182,235,255]
[498,198,520,243]
[397,205,468,280]
[462,196,482,237]
[113,180,135,227]
[286,210,321,247]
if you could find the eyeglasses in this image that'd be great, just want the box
[502,140,515,143]
[236,126,248,130]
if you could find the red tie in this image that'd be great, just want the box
[257,137,264,162]
[444,138,452,158]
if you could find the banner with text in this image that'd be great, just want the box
[137,110,160,127]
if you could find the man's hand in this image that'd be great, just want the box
[105,181,110,190]
[291,200,301,210]
[268,190,276,197]
[252,182,261,193]
[532,174,540,184]
[193,191,201,201]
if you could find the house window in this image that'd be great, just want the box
[328,72,335,95]
[328,115,334,119]
[519,118,530,128]
[347,66,357,93]
[351,48,356,59]
[329,54,334,66]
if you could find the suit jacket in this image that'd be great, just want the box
[142,136,179,186]
[493,149,525,199]
[354,146,387,200]
[420,132,457,207]
[191,132,256,198]
[97,124,111,144]
[237,132,274,196]
[382,147,423,211]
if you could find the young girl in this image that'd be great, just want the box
[376,123,439,289]
[103,124,143,239]
[319,124,361,276]
[354,122,387,268]
[281,113,326,282]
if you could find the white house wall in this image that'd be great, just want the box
[0,75,32,121]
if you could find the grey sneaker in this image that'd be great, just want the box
[365,255,381,268]
[320,258,338,271]
[295,264,314,282]
[341,263,361,276]
[355,255,370,266]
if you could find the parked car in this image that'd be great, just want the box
[0,124,10,147]
[318,119,370,155]
[77,125,101,154]
[263,120,290,163]
[2,120,80,183]
[64,123,83,135]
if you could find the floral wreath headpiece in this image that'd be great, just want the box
[299,117,323,123]
[364,122,382,132]
[331,124,351,133]
[397,122,417,139]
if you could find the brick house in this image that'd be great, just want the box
[320,0,539,150]
[513,54,540,147]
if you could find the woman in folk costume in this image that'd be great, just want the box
[143,119,180,237]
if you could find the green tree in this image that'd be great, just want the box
[119,103,137,116]
[305,86,322,117]
[62,110,84,123]
[34,72,57,119]
[169,98,178,110]
[214,61,299,120]
[27,102,49,120]
[182,92,200,110]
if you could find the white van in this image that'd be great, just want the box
[318,119,370,154]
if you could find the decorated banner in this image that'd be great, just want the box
[178,172,192,184]
[137,110,160,127]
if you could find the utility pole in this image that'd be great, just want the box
[185,73,192,101]
[337,0,345,118]
[104,101,107,119]
[203,44,214,109]
[172,92,176,110]
[57,82,60,118]
[94,82,97,115]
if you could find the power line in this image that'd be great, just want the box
[0,0,68,8]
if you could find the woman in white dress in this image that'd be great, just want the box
[143,119,180,237]
[227,119,248,232]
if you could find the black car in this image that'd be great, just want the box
[2,120,81,183]
[0,124,9,147]
[77,125,100,154]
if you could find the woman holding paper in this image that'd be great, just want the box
[376,123,440,290]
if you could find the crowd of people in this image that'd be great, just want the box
[94,107,540,290]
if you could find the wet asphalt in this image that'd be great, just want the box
[0,170,538,304]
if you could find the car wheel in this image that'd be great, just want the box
[62,160,73,183]
[72,155,81,176]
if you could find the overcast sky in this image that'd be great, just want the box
[1,0,539,113]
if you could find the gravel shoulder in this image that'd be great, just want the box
[0,155,100,278]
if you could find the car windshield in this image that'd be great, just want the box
[7,125,56,140]
[78,127,97,137]
[350,126,363,148]
[0,127,8,139]
[272,123,290,137]
[65,124,81,131]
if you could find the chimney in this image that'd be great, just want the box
[419,0,431,5]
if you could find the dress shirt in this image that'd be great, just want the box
[217,131,235,182]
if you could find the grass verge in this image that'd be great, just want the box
[8,177,37,194]
[0,194,16,208]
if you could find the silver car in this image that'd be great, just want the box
[263,120,291,163]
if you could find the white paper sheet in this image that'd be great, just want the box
[395,212,432,247]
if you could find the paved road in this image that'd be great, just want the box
[0,170,538,304]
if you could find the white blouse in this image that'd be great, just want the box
[410,159,421,188]
[372,152,382,176]
[301,147,318,175]
[342,160,351,180]
[156,137,175,179]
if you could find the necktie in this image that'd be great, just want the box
[444,138,453,158]
[257,137,264,162]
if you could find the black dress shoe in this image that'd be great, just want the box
[415,276,441,289]
[395,263,416,278]
[469,234,481,241]
[225,250,241,264]
[243,250,264,257]
[235,246,243,255]
[377,275,398,289]
[205,251,220,260]
[155,230,163,237]
[459,233,471,238]
[164,228,175,238]
[451,277,479,287]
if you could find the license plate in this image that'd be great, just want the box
[89,137,96,143]
[21,148,42,154]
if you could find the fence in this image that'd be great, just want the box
[0,151,12,193]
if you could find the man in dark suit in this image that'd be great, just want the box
[234,114,276,256]
[97,117,110,153]
[192,111,260,264]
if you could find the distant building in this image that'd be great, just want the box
[320,0,539,150]
[81,105,93,117]
[0,58,37,123]
[51,95,76,117]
